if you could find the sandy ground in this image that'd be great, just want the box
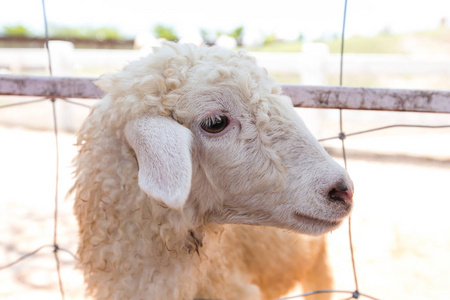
[0,108,449,299]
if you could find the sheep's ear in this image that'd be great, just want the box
[125,116,193,209]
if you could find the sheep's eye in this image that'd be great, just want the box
[200,114,229,134]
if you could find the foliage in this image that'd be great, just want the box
[199,28,217,45]
[90,27,124,41]
[228,26,244,46]
[153,24,179,42]
[2,25,33,37]
[49,25,125,40]
[264,33,277,45]
[199,26,245,46]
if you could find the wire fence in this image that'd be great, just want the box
[1,86,449,300]
[1,0,450,299]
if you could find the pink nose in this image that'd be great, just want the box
[328,182,353,204]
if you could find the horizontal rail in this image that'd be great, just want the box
[0,75,103,99]
[283,84,450,113]
[1,75,449,113]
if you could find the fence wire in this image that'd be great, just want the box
[0,1,73,300]
[0,0,450,300]
[1,93,449,300]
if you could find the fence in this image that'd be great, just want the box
[1,75,449,112]
[1,74,450,300]
[1,0,450,299]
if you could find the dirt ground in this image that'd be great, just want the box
[0,114,449,300]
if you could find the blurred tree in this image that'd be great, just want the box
[50,25,124,40]
[264,33,277,45]
[3,25,32,37]
[50,26,82,38]
[154,24,179,42]
[199,28,217,45]
[228,26,244,46]
[90,27,124,41]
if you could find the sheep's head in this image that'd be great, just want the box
[95,42,353,236]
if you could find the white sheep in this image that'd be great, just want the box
[72,42,353,300]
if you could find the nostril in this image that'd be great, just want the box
[328,188,344,202]
[337,182,348,192]
[328,182,353,204]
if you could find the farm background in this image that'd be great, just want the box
[1,2,450,298]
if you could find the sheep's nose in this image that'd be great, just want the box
[328,181,353,204]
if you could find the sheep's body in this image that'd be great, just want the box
[196,226,332,300]
[73,43,352,300]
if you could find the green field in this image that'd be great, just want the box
[251,28,450,54]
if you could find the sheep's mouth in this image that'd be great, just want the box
[293,211,343,228]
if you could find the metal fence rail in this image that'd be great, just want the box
[1,74,450,113]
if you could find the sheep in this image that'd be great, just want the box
[72,42,354,300]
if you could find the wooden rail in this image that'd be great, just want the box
[1,75,450,113]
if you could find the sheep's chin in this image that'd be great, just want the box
[291,211,345,235]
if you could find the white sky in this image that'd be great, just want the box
[1,0,449,41]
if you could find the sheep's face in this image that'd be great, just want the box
[175,85,352,236]
[116,43,353,236]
